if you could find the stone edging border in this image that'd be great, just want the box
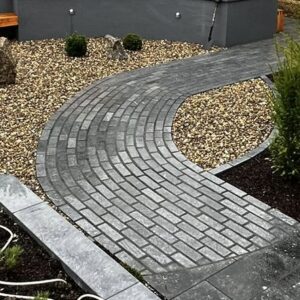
[210,75,276,175]
[0,175,160,300]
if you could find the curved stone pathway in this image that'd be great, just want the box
[37,20,300,299]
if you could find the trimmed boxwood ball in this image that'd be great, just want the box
[123,33,142,51]
[65,33,87,57]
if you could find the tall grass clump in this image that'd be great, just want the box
[270,37,300,179]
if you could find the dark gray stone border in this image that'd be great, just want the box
[210,75,276,175]
[0,175,160,300]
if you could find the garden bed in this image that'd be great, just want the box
[218,150,300,222]
[0,209,84,299]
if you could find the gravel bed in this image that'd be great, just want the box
[172,79,273,169]
[0,38,217,198]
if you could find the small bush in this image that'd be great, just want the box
[270,36,300,179]
[65,33,87,57]
[123,33,142,51]
[0,245,24,270]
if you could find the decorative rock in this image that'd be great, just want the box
[105,34,128,60]
[0,37,16,86]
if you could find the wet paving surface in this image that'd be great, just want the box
[145,231,300,299]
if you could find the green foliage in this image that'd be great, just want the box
[34,291,50,300]
[123,33,143,51]
[270,36,300,179]
[65,33,87,57]
[121,262,144,282]
[0,245,24,270]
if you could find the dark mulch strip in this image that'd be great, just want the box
[0,209,84,299]
[218,150,300,222]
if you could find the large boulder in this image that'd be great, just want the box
[0,37,16,86]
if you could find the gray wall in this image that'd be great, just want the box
[0,0,13,12]
[12,0,277,47]
[225,0,277,46]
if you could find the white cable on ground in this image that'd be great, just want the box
[0,225,14,252]
[0,278,67,286]
[1,225,104,300]
[77,295,104,300]
[0,291,54,299]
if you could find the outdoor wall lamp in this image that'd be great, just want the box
[175,12,181,19]
[69,8,76,16]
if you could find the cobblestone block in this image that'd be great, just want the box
[174,241,204,262]
[119,239,145,259]
[144,245,172,265]
[198,214,225,231]
[182,214,209,231]
[157,208,181,224]
[224,221,253,238]
[245,223,275,242]
[131,211,154,228]
[175,231,203,250]
[153,216,179,233]
[220,209,247,225]
[151,225,178,243]
[149,236,176,255]
[171,253,197,268]
[76,219,100,237]
[221,229,251,248]
[81,208,103,225]
[206,229,234,248]
[102,213,127,231]
[202,237,231,257]
[123,228,148,247]
[199,247,223,262]
[95,235,121,254]
[178,222,204,240]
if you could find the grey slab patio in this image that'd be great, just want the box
[36,19,300,299]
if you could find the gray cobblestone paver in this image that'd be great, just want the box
[37,20,299,296]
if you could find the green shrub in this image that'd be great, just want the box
[0,245,24,270]
[123,33,142,51]
[270,36,300,179]
[65,33,87,57]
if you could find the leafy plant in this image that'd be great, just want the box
[121,262,144,282]
[65,33,87,57]
[34,291,50,300]
[123,33,143,51]
[0,245,24,270]
[270,36,300,179]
